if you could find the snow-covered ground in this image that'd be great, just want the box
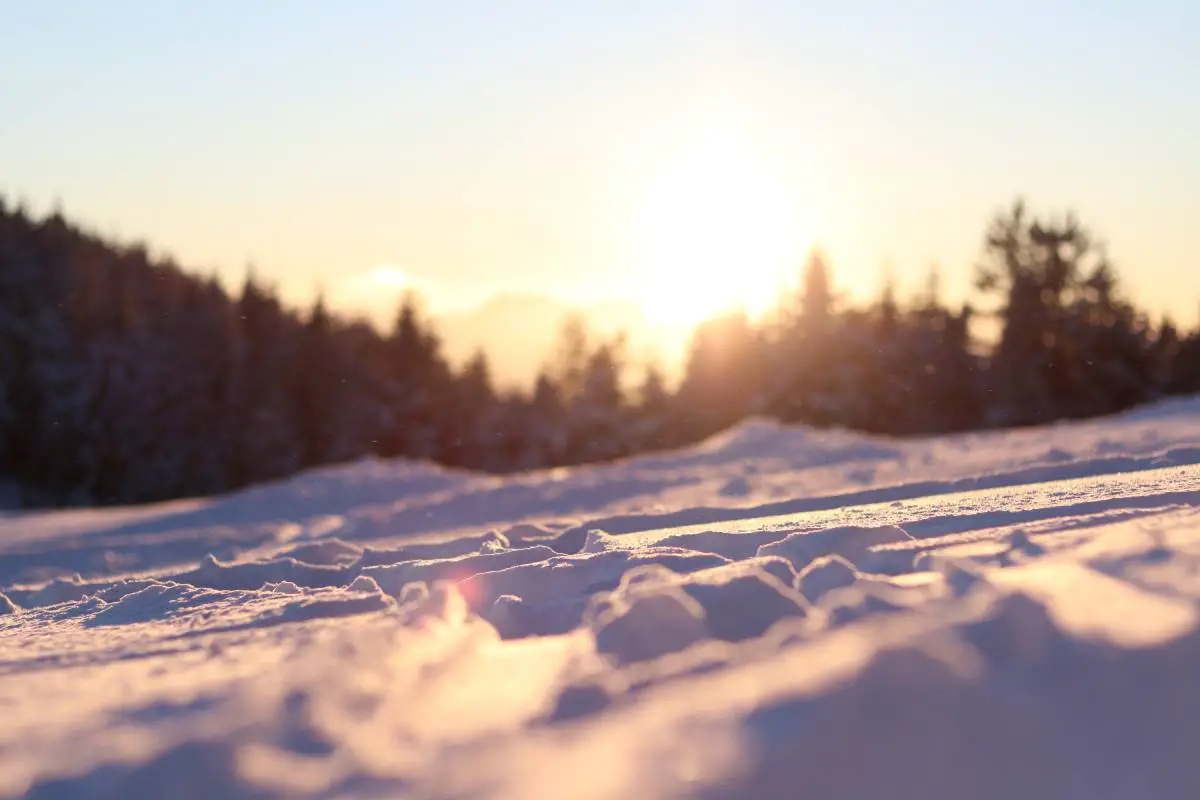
[2,398,1200,799]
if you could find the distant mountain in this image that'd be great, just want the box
[433,293,685,389]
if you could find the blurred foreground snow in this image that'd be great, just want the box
[2,398,1200,798]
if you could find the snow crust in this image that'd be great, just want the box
[2,397,1200,798]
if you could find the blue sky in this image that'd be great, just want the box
[2,1,1198,327]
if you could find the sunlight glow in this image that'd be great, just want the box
[633,126,807,326]
[325,264,423,323]
[363,264,415,291]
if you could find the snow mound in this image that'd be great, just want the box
[589,568,709,664]
[758,524,913,571]
[630,416,903,471]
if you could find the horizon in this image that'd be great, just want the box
[4,2,1199,366]
[3,191,1194,390]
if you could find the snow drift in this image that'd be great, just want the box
[2,397,1200,798]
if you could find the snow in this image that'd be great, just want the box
[2,397,1200,798]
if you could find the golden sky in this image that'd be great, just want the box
[4,1,1197,346]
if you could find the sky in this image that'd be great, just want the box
[3,1,1198,340]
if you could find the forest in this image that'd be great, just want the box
[1,197,1198,507]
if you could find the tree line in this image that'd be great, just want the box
[1,197,1198,507]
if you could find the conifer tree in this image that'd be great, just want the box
[567,336,628,463]
[632,363,676,451]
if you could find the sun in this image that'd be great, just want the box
[633,126,806,327]
[325,264,430,326]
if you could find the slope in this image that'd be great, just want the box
[1,397,1198,798]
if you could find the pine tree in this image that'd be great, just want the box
[566,337,628,463]
[799,249,835,329]
[549,313,591,405]
[381,292,449,460]
[863,278,909,432]
[292,295,343,469]
[438,349,500,468]
[632,363,676,451]
[676,311,764,438]
[6,210,94,503]
[229,275,304,485]
[768,249,846,425]
[936,304,984,432]
[1170,325,1200,395]
[976,199,1154,426]
[528,370,568,466]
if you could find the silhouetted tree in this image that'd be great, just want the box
[1170,324,1200,395]
[566,336,628,463]
[549,313,591,405]
[976,199,1156,426]
[229,275,304,485]
[677,311,765,438]
[528,370,568,465]
[381,292,448,460]
[768,249,846,424]
[0,196,1193,508]
[438,349,501,468]
[631,363,677,451]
